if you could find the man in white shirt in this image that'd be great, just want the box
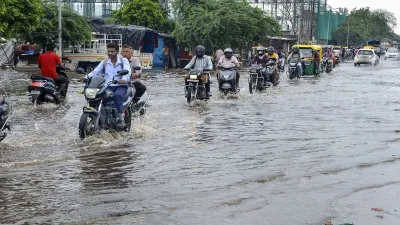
[86,43,131,128]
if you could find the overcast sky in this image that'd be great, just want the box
[328,0,400,34]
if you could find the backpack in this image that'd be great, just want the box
[102,56,124,74]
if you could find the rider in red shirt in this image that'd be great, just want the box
[37,43,69,97]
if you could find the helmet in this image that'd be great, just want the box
[267,46,274,54]
[256,46,265,56]
[224,48,233,59]
[292,46,299,53]
[195,45,205,58]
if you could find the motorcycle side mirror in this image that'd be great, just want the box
[117,69,129,76]
[133,66,141,71]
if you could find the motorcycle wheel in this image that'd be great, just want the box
[79,112,97,139]
[187,86,193,103]
[289,70,295,80]
[223,89,229,96]
[31,95,39,106]
[124,105,132,132]
[248,78,253,94]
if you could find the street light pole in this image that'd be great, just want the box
[346,17,349,47]
[58,0,62,58]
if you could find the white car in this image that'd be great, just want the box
[354,49,379,66]
[384,48,399,59]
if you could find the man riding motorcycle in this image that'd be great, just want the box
[251,46,270,86]
[265,46,279,85]
[122,44,147,103]
[217,48,240,88]
[85,42,131,128]
[37,43,69,97]
[184,45,213,98]
[323,48,334,69]
[286,46,303,76]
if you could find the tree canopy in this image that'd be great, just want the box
[0,0,43,38]
[18,3,92,48]
[333,7,400,46]
[113,0,167,29]
[172,0,281,50]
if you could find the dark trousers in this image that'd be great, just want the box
[132,81,146,99]
[314,61,319,74]
[54,74,69,97]
[111,86,127,114]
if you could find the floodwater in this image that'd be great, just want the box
[1,59,400,225]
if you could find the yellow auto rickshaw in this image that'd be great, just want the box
[291,44,322,76]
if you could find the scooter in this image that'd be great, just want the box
[217,62,239,96]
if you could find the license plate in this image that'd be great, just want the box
[188,80,199,82]
[31,90,41,95]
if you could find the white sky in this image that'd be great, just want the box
[328,0,400,34]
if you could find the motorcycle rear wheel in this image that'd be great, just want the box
[79,112,97,139]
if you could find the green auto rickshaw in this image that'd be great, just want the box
[291,44,322,76]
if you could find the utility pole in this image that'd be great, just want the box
[310,0,315,42]
[346,16,349,47]
[58,0,62,58]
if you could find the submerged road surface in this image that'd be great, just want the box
[1,59,400,225]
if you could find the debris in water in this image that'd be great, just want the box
[371,208,384,212]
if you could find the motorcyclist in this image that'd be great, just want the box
[265,46,279,85]
[286,46,303,75]
[184,45,213,98]
[217,48,240,88]
[323,48,334,69]
[37,43,70,97]
[85,42,131,128]
[122,44,147,103]
[251,46,270,86]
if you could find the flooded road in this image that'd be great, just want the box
[1,59,400,225]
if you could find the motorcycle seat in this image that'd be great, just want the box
[31,75,56,84]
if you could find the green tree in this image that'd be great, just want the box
[172,0,281,50]
[113,0,167,29]
[333,7,399,46]
[0,0,43,38]
[19,3,92,51]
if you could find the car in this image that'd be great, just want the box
[384,48,399,60]
[354,49,379,66]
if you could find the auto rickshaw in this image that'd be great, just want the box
[291,44,322,76]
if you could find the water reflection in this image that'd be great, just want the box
[79,149,137,191]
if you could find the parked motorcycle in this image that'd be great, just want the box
[248,64,269,94]
[28,69,68,105]
[217,62,239,96]
[322,57,332,73]
[78,68,141,139]
[184,68,212,104]
[0,91,11,142]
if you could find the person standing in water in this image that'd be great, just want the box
[163,46,169,69]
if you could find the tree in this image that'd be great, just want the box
[113,0,167,29]
[18,3,92,50]
[333,7,400,46]
[0,0,43,38]
[172,0,281,50]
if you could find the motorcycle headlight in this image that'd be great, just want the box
[189,75,198,80]
[84,88,99,99]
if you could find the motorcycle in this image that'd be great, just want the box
[322,57,332,73]
[248,64,269,94]
[217,62,239,96]
[0,91,11,142]
[78,67,141,139]
[287,59,301,80]
[334,56,340,67]
[184,68,212,104]
[28,68,68,105]
[266,59,279,85]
